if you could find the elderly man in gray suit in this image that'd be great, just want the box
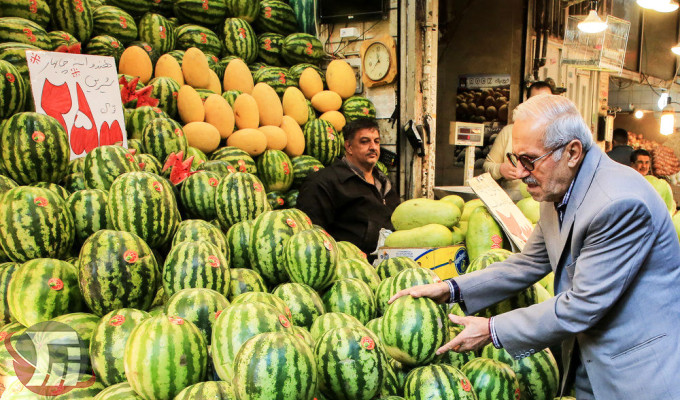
[391,94,680,399]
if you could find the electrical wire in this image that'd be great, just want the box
[332,20,383,56]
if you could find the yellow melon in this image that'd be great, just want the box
[118,46,153,84]
[233,93,260,129]
[319,111,346,132]
[204,94,235,139]
[177,85,205,124]
[227,128,268,156]
[182,47,211,89]
[282,87,308,125]
[299,68,323,99]
[326,60,356,99]
[207,70,222,95]
[258,125,288,150]
[311,91,342,113]
[183,122,221,153]
[154,54,184,85]
[223,58,254,94]
[280,116,305,157]
[251,83,283,127]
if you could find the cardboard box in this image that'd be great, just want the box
[376,245,469,281]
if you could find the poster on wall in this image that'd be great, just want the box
[26,50,127,160]
[456,74,510,136]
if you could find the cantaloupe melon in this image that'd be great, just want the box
[154,54,184,85]
[258,125,287,151]
[233,93,259,129]
[280,116,305,157]
[299,68,323,99]
[204,94,235,139]
[326,60,356,99]
[251,83,283,127]
[227,128,268,156]
[311,91,342,113]
[207,70,222,95]
[223,59,254,94]
[183,122,221,153]
[177,85,205,123]
[182,47,211,89]
[320,111,346,132]
[119,46,153,84]
[282,87,308,125]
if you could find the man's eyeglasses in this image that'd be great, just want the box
[506,144,565,172]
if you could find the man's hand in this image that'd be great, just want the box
[436,314,492,355]
[499,161,522,180]
[387,282,450,305]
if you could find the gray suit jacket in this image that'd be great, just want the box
[456,147,680,399]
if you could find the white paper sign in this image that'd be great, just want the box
[26,51,127,160]
[468,173,534,252]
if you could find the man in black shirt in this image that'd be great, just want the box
[606,128,633,165]
[297,118,400,256]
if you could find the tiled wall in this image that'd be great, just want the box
[609,80,680,127]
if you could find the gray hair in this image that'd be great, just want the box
[512,94,593,159]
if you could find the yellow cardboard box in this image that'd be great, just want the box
[376,245,469,281]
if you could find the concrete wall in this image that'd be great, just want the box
[435,0,526,186]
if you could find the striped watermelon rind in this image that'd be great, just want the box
[222,18,258,64]
[461,358,520,400]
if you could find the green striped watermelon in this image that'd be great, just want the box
[336,240,366,261]
[197,160,235,176]
[234,331,317,399]
[309,311,362,341]
[230,291,292,321]
[150,0,174,16]
[107,0,152,15]
[221,89,242,107]
[7,258,83,327]
[435,325,476,369]
[52,0,94,43]
[228,268,267,301]
[390,267,441,294]
[336,258,381,292]
[461,358,520,400]
[375,276,395,315]
[377,257,419,280]
[85,35,125,64]
[381,296,447,366]
[222,18,258,64]
[0,261,19,324]
[254,66,291,96]
[0,186,74,262]
[32,181,69,199]
[474,283,540,318]
[293,325,314,348]
[0,321,26,376]
[249,61,268,74]
[273,282,324,329]
[164,287,229,343]
[0,17,51,49]
[124,315,208,399]
[167,49,186,65]
[48,30,78,50]
[174,0,227,26]
[466,248,513,273]
[0,42,37,96]
[282,33,325,65]
[254,0,298,35]
[211,302,292,381]
[92,6,137,45]
[0,0,51,28]
[93,382,143,400]
[284,189,298,208]
[306,98,317,121]
[127,106,169,140]
[162,240,230,297]
[225,220,253,269]
[186,146,208,169]
[137,153,162,175]
[180,171,221,221]
[404,364,478,400]
[224,0,259,22]
[322,278,376,325]
[288,63,325,86]
[365,316,382,336]
[147,77,180,118]
[172,219,228,256]
[50,311,100,352]
[210,146,257,173]
[175,24,224,56]
[342,96,377,122]
[289,0,317,35]
[78,229,159,316]
[283,226,337,290]
[303,119,342,166]
[174,381,236,400]
[291,155,323,188]
[125,138,142,154]
[68,156,85,174]
[138,12,175,54]
[0,112,69,185]
[314,326,384,400]
[108,171,181,249]
[0,60,26,119]
[215,172,270,228]
[63,172,87,193]
[267,190,286,210]
[256,149,294,192]
[89,308,151,387]
[83,145,141,191]
[141,117,187,164]
[52,378,106,398]
[66,189,111,245]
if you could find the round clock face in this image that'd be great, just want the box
[363,42,390,81]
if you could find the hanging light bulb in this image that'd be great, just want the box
[660,104,675,135]
[658,91,669,110]
[578,10,608,33]
[634,109,645,119]
[637,0,679,12]
[672,43,680,55]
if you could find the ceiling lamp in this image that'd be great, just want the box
[578,10,608,33]
[658,91,670,109]
[637,0,679,12]
[672,43,680,54]
[634,109,645,119]
[660,104,676,135]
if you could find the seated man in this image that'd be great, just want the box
[606,128,633,165]
[296,118,400,256]
[630,148,651,176]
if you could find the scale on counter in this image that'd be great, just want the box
[449,121,485,185]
